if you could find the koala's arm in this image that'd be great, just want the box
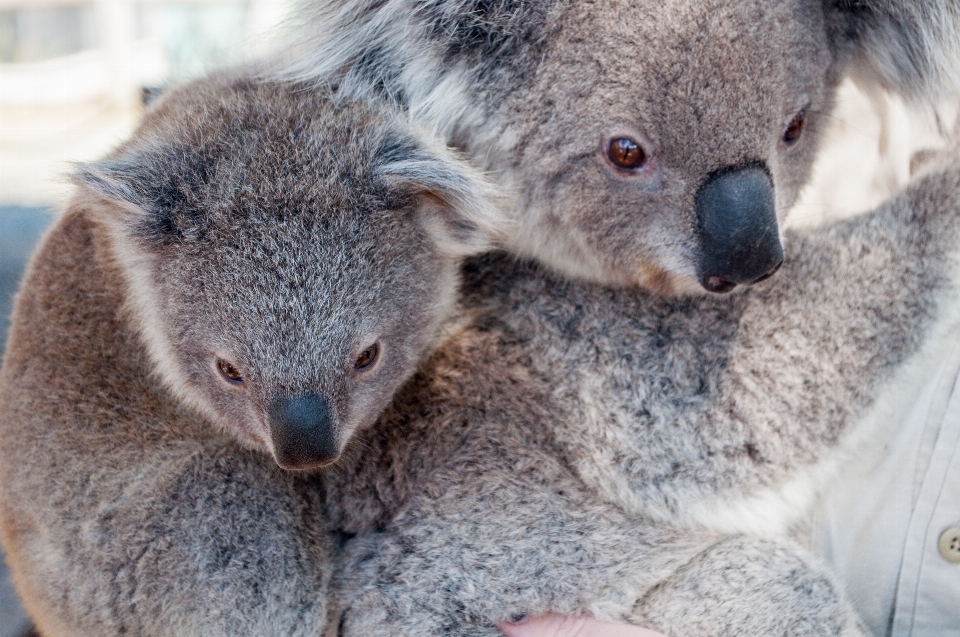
[688,147,960,503]
[630,536,865,637]
[0,212,331,637]
[331,458,723,637]
[11,446,332,637]
[334,465,864,637]
[611,155,960,637]
[777,146,960,319]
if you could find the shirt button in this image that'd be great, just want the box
[939,526,960,563]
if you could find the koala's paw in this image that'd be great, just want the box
[630,537,864,637]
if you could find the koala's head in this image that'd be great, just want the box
[469,0,960,294]
[75,76,504,469]
[293,0,960,294]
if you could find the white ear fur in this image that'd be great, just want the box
[71,153,173,241]
[836,0,960,104]
[379,129,512,257]
[72,157,150,211]
[74,158,237,435]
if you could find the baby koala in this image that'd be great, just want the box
[325,146,960,636]
[74,74,503,471]
[0,73,504,635]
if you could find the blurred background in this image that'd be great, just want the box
[0,2,956,635]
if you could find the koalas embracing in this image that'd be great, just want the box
[0,0,957,634]
[0,73,506,636]
[324,146,960,636]
[286,0,960,293]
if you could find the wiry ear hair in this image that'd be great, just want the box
[833,0,960,103]
[73,143,213,240]
[377,131,510,256]
[72,154,154,215]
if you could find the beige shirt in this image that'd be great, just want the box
[811,322,960,636]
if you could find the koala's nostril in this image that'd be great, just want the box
[695,163,784,292]
[704,277,738,294]
[750,258,784,284]
[268,393,340,470]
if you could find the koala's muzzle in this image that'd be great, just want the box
[694,165,784,293]
[268,394,340,470]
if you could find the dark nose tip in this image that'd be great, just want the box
[268,393,339,470]
[695,164,784,293]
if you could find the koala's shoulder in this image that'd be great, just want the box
[0,199,207,463]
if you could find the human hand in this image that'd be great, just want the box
[498,613,669,637]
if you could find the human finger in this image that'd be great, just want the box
[497,613,669,637]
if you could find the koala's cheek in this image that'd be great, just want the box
[341,382,401,439]
[224,409,274,453]
[193,386,274,455]
[346,397,390,436]
[214,415,275,456]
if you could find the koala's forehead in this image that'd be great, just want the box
[143,85,396,204]
[158,225,441,381]
[126,79,431,251]
[552,0,827,106]
[425,0,834,106]
[158,201,437,308]
[129,80,441,333]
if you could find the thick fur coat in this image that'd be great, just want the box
[0,75,506,636]
[1,0,958,633]
[323,147,960,636]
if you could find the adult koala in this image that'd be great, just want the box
[285,0,960,293]
[323,145,960,637]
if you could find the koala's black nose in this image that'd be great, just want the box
[268,394,340,470]
[694,165,784,293]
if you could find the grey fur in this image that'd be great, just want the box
[2,3,958,631]
[279,0,960,292]
[323,146,960,636]
[71,72,506,468]
[0,73,505,635]
[835,0,960,100]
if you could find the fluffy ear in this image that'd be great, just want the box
[73,144,212,240]
[831,0,960,103]
[377,133,510,256]
[71,154,159,222]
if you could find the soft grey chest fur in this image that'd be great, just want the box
[321,158,960,636]
[327,160,960,535]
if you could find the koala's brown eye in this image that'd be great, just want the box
[354,343,380,371]
[782,109,807,146]
[217,359,244,384]
[606,137,647,170]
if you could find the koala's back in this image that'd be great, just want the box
[0,202,331,635]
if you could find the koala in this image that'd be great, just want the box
[282,0,960,294]
[322,145,960,636]
[0,73,505,636]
